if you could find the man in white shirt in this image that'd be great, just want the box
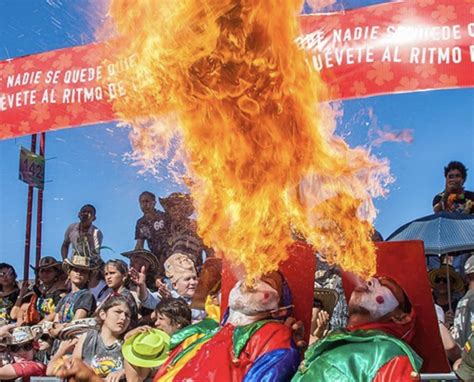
[61,204,103,260]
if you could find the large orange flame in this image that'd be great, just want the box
[104,0,391,280]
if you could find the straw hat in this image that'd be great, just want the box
[63,254,99,272]
[30,256,63,273]
[122,329,170,368]
[31,321,54,339]
[159,192,194,217]
[8,327,36,345]
[121,249,160,272]
[429,265,465,293]
[57,318,98,341]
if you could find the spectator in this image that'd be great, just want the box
[123,298,191,382]
[429,264,465,327]
[292,276,422,381]
[0,326,46,381]
[51,255,97,336]
[153,298,192,334]
[431,161,474,274]
[438,320,462,363]
[452,256,474,347]
[164,253,198,300]
[159,192,213,267]
[11,256,67,325]
[49,295,134,380]
[123,248,160,296]
[0,263,20,322]
[61,204,104,260]
[453,332,474,382]
[35,330,55,365]
[88,258,110,305]
[100,259,139,318]
[148,252,204,321]
[135,191,170,276]
[51,358,103,382]
[433,161,474,214]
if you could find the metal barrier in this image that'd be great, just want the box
[420,373,459,380]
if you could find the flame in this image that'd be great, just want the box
[371,128,414,147]
[103,0,391,280]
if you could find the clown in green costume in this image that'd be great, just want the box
[293,276,422,382]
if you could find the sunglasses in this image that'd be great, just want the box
[435,277,454,284]
[0,271,12,277]
[9,343,33,352]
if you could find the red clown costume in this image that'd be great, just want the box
[153,242,316,382]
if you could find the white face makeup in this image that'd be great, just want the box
[228,279,280,316]
[349,277,399,320]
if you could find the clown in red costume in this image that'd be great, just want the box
[153,272,301,382]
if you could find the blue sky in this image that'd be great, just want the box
[0,0,473,277]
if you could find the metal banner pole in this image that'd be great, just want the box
[35,132,46,269]
[23,134,37,283]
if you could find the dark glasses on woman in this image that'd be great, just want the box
[435,277,454,284]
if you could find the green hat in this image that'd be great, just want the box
[122,329,170,368]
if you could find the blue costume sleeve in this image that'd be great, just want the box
[243,347,300,382]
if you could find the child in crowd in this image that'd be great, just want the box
[48,295,134,381]
[0,327,46,381]
[35,330,55,365]
[134,191,170,278]
[100,259,139,316]
[154,298,192,335]
[124,298,192,382]
[0,263,20,322]
[50,255,97,337]
[123,249,164,321]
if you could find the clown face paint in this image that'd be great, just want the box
[349,277,399,320]
[228,279,280,316]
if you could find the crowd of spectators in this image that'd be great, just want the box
[0,160,472,381]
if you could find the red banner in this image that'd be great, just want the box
[298,0,474,99]
[1,0,473,140]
